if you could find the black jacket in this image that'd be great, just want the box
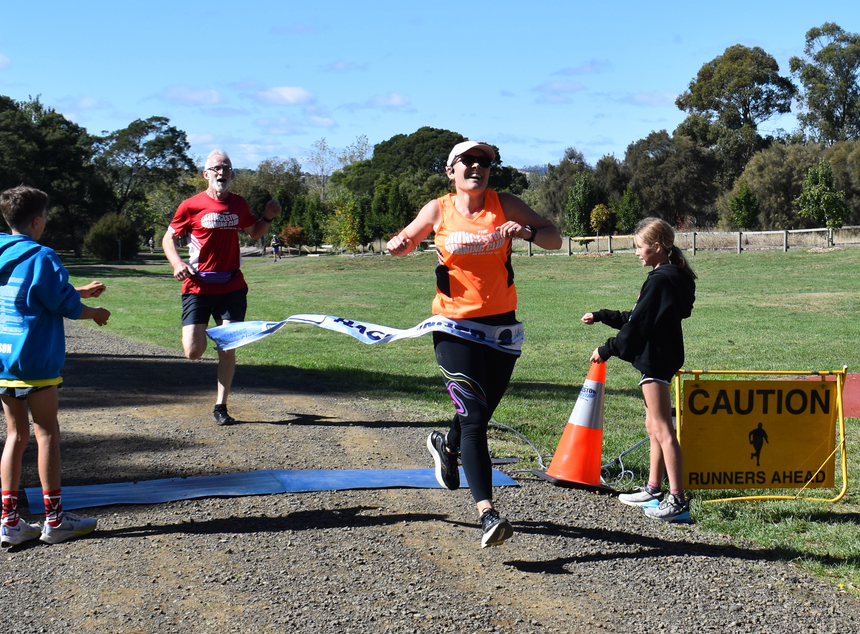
[593,264,696,380]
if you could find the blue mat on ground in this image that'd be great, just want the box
[23,468,517,511]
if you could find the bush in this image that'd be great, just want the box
[83,213,141,261]
[280,225,307,249]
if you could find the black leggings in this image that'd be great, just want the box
[433,332,518,503]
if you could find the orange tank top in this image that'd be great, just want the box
[432,190,517,319]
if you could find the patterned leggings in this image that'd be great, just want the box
[433,332,518,503]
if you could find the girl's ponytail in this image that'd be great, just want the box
[669,245,697,281]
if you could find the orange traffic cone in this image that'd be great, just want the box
[533,362,615,494]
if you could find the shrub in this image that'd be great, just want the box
[83,213,141,261]
[280,225,307,249]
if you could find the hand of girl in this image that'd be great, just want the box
[590,348,604,364]
[581,313,594,325]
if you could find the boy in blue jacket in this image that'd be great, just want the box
[0,186,110,547]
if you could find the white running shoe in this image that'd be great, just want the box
[1,518,41,547]
[40,512,97,544]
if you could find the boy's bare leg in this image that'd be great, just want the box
[1,395,32,496]
[26,386,62,493]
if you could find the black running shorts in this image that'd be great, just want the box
[181,287,248,326]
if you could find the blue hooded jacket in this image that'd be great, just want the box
[0,234,83,383]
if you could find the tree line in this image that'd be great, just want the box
[1,22,858,258]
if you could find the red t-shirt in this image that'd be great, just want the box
[168,191,257,295]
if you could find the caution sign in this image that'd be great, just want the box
[681,380,837,490]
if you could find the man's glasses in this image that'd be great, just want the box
[205,165,232,173]
[455,154,492,169]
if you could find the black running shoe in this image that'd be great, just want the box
[480,508,513,548]
[213,405,235,426]
[427,431,460,490]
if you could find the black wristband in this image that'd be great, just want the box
[260,216,273,223]
[524,224,537,242]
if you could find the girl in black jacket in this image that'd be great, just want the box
[582,217,696,522]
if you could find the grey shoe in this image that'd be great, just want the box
[427,431,460,490]
[618,486,663,507]
[642,494,691,523]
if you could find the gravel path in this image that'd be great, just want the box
[2,321,859,633]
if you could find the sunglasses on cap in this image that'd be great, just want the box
[454,153,492,169]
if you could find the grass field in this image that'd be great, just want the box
[64,246,860,590]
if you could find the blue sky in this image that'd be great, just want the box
[0,2,855,171]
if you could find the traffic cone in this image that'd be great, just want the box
[533,362,615,494]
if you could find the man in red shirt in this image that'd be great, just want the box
[163,149,280,425]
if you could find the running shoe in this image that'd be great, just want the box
[213,404,235,426]
[427,431,460,490]
[1,518,41,547]
[618,486,664,507]
[480,508,513,548]
[40,512,97,544]
[642,493,692,523]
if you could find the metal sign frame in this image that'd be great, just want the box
[673,366,848,504]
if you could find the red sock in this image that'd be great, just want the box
[2,490,19,526]
[43,489,63,527]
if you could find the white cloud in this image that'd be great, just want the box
[367,92,410,108]
[321,60,366,72]
[623,92,679,107]
[254,86,316,105]
[56,96,111,111]
[0,53,10,70]
[553,60,611,75]
[308,115,336,128]
[202,107,249,117]
[343,92,412,111]
[255,116,304,135]
[534,80,585,104]
[188,132,219,146]
[160,86,226,106]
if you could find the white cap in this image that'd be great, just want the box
[446,141,496,168]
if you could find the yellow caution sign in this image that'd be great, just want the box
[680,380,837,489]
